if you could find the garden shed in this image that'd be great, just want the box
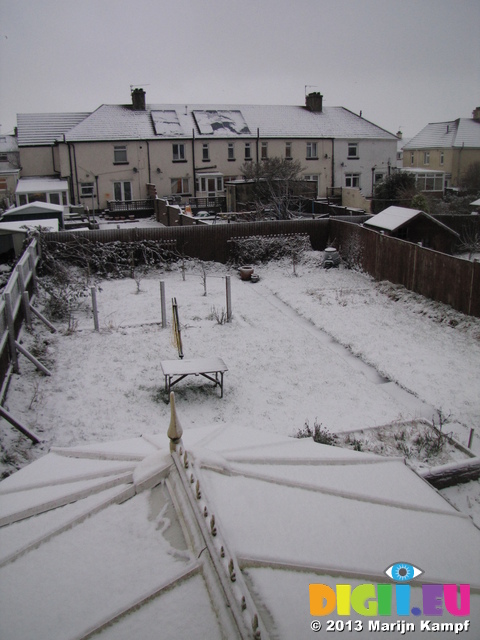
[364,206,460,253]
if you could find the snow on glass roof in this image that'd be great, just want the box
[151,110,184,136]
[192,110,251,136]
[0,398,479,639]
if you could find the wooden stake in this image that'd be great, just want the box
[226,275,232,322]
[91,287,99,331]
[160,281,167,328]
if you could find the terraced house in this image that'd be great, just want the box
[16,89,398,211]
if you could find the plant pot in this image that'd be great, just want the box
[239,266,254,281]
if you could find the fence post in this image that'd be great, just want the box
[17,269,32,327]
[160,281,167,328]
[226,276,232,322]
[4,292,19,373]
[91,287,99,331]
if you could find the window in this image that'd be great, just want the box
[440,151,444,165]
[244,142,252,160]
[80,182,95,198]
[227,143,235,161]
[202,143,209,162]
[345,173,360,188]
[374,172,384,184]
[49,193,61,205]
[114,181,132,201]
[285,142,292,159]
[261,142,268,160]
[114,145,128,164]
[410,152,415,166]
[347,142,358,158]
[306,142,318,159]
[423,151,430,165]
[173,143,186,162]
[171,178,190,195]
[304,174,319,196]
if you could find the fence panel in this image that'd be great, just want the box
[331,219,479,318]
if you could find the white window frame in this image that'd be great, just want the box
[285,142,292,159]
[304,174,319,196]
[347,142,359,159]
[171,177,190,195]
[306,142,318,159]
[261,142,268,160]
[345,173,360,188]
[202,143,209,162]
[411,152,415,166]
[227,143,235,161]
[173,143,186,162]
[113,181,132,201]
[423,151,430,166]
[244,142,252,161]
[80,182,95,198]
[114,145,128,164]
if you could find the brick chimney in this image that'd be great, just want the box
[305,92,323,113]
[472,107,480,122]
[131,88,146,111]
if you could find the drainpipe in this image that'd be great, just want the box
[67,141,75,205]
[256,128,260,163]
[51,145,59,175]
[72,144,80,205]
[192,129,197,197]
[146,140,151,183]
[331,138,335,191]
[95,175,99,212]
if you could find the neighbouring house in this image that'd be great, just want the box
[363,205,460,253]
[15,89,398,211]
[0,135,20,210]
[402,107,480,191]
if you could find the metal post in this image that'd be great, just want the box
[468,428,474,449]
[91,287,99,331]
[226,276,232,322]
[4,292,19,373]
[160,281,167,328]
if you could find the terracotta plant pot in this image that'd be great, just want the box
[239,265,254,281]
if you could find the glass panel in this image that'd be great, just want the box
[114,182,122,200]
[49,193,60,205]
[123,182,132,200]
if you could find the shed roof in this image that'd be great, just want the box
[0,410,478,639]
[3,201,64,215]
[364,206,460,236]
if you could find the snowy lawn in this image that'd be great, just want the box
[2,253,480,519]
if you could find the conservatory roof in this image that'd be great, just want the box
[0,399,478,639]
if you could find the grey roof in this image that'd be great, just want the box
[16,112,91,146]
[365,205,460,236]
[403,118,480,150]
[0,135,18,152]
[58,103,397,142]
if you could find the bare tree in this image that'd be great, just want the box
[240,157,306,219]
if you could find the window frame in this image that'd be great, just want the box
[244,142,252,161]
[172,143,186,162]
[227,143,235,161]
[306,142,318,160]
[345,173,361,189]
[347,142,359,159]
[202,143,210,162]
[423,151,430,166]
[113,180,132,201]
[171,177,190,195]
[261,142,268,160]
[285,142,292,159]
[113,145,128,164]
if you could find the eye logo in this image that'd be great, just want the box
[384,562,424,582]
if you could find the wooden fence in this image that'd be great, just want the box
[330,218,480,318]
[43,217,480,317]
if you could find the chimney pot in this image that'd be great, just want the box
[305,92,323,113]
[473,107,480,122]
[131,88,146,111]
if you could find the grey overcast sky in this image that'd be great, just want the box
[1,0,479,139]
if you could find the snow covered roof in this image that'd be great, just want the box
[15,177,69,193]
[0,218,59,232]
[50,103,398,142]
[364,206,459,237]
[403,118,480,150]
[16,112,91,146]
[1,405,478,639]
[3,200,64,215]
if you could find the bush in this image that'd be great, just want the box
[229,234,311,265]
[295,419,337,446]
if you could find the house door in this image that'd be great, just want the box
[207,178,216,197]
[114,181,132,201]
